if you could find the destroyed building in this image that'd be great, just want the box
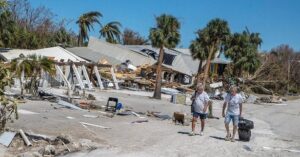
[0,37,232,93]
[67,37,231,86]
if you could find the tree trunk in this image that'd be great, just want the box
[232,65,237,76]
[153,47,164,99]
[77,35,80,46]
[203,47,215,87]
[89,65,97,86]
[238,67,243,77]
[196,60,203,84]
[20,77,24,96]
[20,67,25,96]
[77,33,82,46]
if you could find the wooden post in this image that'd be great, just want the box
[94,66,104,90]
[55,65,71,101]
[110,67,119,90]
[56,66,62,84]
[170,73,176,82]
[58,66,63,82]
[72,64,85,90]
[78,66,83,79]
[82,65,93,90]
[64,65,70,86]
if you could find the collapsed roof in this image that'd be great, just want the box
[125,45,196,76]
[0,46,86,62]
[87,37,155,66]
[67,47,121,65]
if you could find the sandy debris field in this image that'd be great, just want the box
[0,89,300,157]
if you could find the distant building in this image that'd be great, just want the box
[175,48,232,76]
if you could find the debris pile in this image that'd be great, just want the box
[254,95,286,104]
[1,129,98,157]
[98,63,194,95]
[245,49,300,95]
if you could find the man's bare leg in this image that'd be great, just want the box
[232,125,237,141]
[225,123,230,140]
[200,119,205,136]
[191,117,197,134]
[200,119,205,132]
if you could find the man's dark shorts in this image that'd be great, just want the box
[193,112,207,119]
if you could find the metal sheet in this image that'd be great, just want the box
[0,131,16,147]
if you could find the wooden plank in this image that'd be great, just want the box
[80,122,111,129]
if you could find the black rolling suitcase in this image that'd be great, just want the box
[238,129,251,141]
[238,117,254,141]
[238,117,254,130]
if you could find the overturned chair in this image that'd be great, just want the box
[106,97,119,112]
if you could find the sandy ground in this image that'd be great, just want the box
[1,89,300,157]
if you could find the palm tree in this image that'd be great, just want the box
[189,30,209,84]
[99,21,122,44]
[11,55,55,96]
[10,56,32,96]
[225,29,262,77]
[27,55,55,96]
[76,11,102,46]
[201,18,230,87]
[0,61,18,131]
[149,14,180,99]
[0,0,7,9]
[238,48,261,76]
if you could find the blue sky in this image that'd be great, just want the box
[28,0,300,51]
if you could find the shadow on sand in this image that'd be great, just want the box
[210,136,247,142]
[209,136,226,140]
[178,131,200,136]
